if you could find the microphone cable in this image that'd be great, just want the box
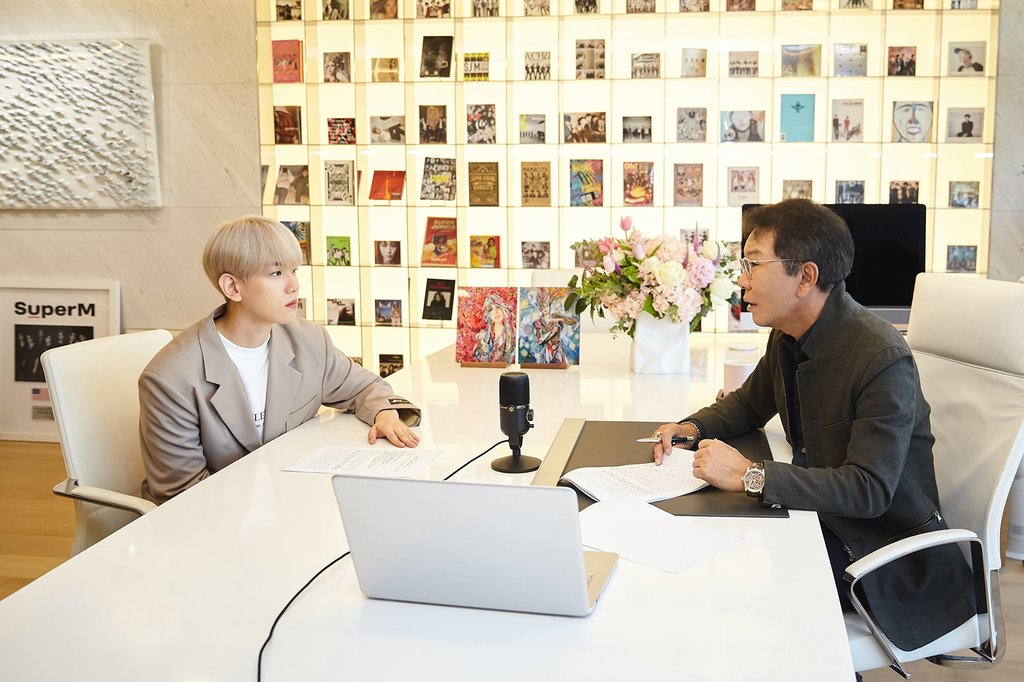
[256,438,511,681]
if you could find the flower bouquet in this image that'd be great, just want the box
[565,217,741,337]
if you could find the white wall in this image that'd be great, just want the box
[990,1,1024,282]
[0,0,261,331]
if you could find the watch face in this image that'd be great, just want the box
[744,467,765,493]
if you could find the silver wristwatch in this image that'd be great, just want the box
[742,462,766,497]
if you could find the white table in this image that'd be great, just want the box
[0,333,855,681]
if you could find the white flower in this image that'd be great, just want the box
[709,276,735,304]
[700,240,721,260]
[652,259,685,287]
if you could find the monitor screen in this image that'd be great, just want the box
[741,203,927,326]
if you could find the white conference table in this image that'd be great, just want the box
[0,332,854,681]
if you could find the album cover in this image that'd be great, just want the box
[379,354,404,378]
[575,39,605,80]
[324,160,355,205]
[421,36,454,77]
[525,51,551,81]
[679,0,709,9]
[727,167,758,207]
[673,163,703,207]
[472,0,499,15]
[518,288,581,366]
[327,298,356,326]
[368,170,406,200]
[470,235,500,268]
[272,40,303,83]
[468,162,499,206]
[947,108,984,142]
[323,52,350,82]
[781,45,820,77]
[623,161,654,207]
[782,179,812,200]
[524,0,550,15]
[323,0,349,19]
[626,0,655,11]
[375,299,402,326]
[273,105,302,144]
[893,0,923,8]
[680,48,707,77]
[417,0,449,17]
[889,181,919,204]
[327,117,356,144]
[521,161,551,207]
[273,165,310,205]
[464,52,489,81]
[834,44,868,77]
[281,220,310,264]
[371,57,400,82]
[622,116,652,143]
[676,108,707,142]
[421,216,458,266]
[325,236,352,266]
[276,0,302,20]
[950,1,978,8]
[373,240,401,266]
[892,101,933,143]
[728,51,758,77]
[15,326,94,383]
[563,112,606,143]
[420,157,457,201]
[422,278,456,321]
[570,159,603,207]
[780,94,814,142]
[781,0,812,8]
[835,180,865,204]
[370,0,398,18]
[574,0,598,14]
[260,165,269,198]
[631,53,660,79]
[831,100,864,142]
[949,181,980,208]
[949,42,985,76]
[946,245,977,272]
[721,111,765,142]
[369,115,406,143]
[521,241,551,269]
[887,46,916,76]
[519,114,545,144]
[727,0,755,9]
[467,104,497,144]
[296,298,307,320]
[419,105,447,143]
[839,0,872,7]
[455,286,518,365]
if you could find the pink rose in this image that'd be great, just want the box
[597,236,615,255]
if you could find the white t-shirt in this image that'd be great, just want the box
[219,332,270,441]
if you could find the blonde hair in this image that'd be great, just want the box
[202,216,302,295]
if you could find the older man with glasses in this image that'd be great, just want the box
[649,198,974,655]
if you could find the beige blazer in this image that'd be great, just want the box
[139,306,420,503]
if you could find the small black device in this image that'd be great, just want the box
[492,371,540,473]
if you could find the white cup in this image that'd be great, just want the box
[723,358,756,393]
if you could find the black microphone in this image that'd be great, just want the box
[491,371,540,474]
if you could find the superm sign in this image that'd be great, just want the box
[13,301,97,319]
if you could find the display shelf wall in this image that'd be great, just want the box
[256,0,999,375]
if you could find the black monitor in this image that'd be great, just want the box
[741,203,927,328]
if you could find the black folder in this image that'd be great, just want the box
[557,420,789,518]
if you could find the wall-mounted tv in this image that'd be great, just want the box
[741,203,927,328]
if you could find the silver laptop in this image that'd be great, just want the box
[332,475,618,617]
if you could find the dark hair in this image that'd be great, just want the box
[742,199,854,292]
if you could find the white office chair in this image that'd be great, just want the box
[844,273,1024,676]
[531,268,610,333]
[42,329,172,555]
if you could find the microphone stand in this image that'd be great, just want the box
[491,435,541,473]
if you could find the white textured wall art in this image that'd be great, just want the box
[0,39,161,209]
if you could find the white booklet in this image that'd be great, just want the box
[560,448,707,503]
[285,445,442,478]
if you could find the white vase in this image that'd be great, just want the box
[629,312,691,374]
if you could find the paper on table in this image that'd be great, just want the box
[284,445,442,477]
[579,501,744,573]
[559,448,708,503]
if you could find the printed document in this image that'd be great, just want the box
[285,445,441,477]
[560,448,707,503]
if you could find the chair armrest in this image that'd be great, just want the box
[52,478,157,515]
[845,528,977,581]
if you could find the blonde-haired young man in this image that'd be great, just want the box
[139,216,420,504]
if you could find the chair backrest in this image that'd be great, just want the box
[42,330,172,497]
[531,268,610,333]
[906,273,1024,573]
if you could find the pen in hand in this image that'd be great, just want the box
[636,436,697,445]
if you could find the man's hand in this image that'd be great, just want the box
[368,409,420,448]
[691,439,751,493]
[651,422,699,465]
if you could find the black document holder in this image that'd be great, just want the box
[558,420,789,518]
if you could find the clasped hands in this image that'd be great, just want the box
[651,423,750,493]
[368,409,420,448]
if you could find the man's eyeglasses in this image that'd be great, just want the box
[739,258,802,278]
